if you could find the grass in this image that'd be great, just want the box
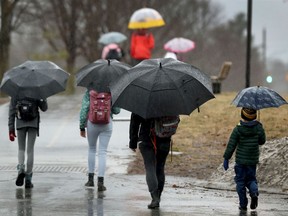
[127,92,288,179]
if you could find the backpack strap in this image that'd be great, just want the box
[150,128,157,155]
[150,119,157,155]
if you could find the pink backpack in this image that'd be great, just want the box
[88,90,111,124]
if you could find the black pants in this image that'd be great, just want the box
[139,138,171,193]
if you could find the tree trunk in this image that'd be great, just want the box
[0,0,20,97]
[0,0,13,96]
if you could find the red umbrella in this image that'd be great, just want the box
[164,37,195,53]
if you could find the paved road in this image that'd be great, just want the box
[0,91,287,216]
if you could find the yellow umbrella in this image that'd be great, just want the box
[128,8,165,29]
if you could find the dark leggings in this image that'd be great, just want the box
[139,138,171,193]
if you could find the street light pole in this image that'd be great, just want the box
[245,0,252,87]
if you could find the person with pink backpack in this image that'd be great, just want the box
[79,89,120,191]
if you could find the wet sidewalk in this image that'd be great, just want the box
[0,170,287,216]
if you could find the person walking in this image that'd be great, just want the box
[101,43,125,61]
[223,107,266,211]
[130,28,154,65]
[79,89,120,191]
[129,113,173,209]
[8,97,48,188]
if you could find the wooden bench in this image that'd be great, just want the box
[211,61,232,93]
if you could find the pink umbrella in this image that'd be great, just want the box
[164,37,195,53]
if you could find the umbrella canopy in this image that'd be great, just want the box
[0,60,69,99]
[232,86,288,110]
[75,59,131,92]
[110,58,215,118]
[128,8,165,29]
[98,32,127,45]
[164,37,195,53]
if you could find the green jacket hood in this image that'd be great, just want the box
[237,120,261,137]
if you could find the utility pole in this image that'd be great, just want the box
[245,0,252,87]
[262,28,267,72]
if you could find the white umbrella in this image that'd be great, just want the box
[164,37,195,53]
[128,8,165,29]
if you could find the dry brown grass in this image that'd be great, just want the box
[0,97,9,104]
[127,92,288,179]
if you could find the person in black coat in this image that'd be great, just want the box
[8,97,48,188]
[129,113,171,209]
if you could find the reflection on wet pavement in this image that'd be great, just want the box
[16,188,33,216]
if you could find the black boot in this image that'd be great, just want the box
[148,190,160,209]
[85,173,94,187]
[25,173,34,189]
[250,196,258,209]
[97,177,106,191]
[159,190,162,201]
[16,164,25,186]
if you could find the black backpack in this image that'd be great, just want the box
[106,48,122,60]
[153,116,180,138]
[16,99,39,121]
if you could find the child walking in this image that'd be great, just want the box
[223,107,266,211]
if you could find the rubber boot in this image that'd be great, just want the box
[97,177,106,191]
[250,195,258,209]
[85,173,94,187]
[16,164,26,186]
[147,190,160,209]
[25,173,34,189]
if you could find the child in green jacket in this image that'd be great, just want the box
[223,107,266,211]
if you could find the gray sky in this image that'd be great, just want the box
[215,0,288,63]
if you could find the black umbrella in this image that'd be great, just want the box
[110,58,215,118]
[232,86,287,110]
[75,59,131,92]
[0,60,70,99]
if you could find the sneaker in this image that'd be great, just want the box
[16,173,25,186]
[250,196,258,209]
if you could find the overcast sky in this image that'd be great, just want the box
[215,0,288,63]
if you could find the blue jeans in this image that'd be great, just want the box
[87,120,113,176]
[139,138,171,193]
[234,164,259,208]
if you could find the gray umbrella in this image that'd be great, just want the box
[75,59,131,92]
[232,86,287,110]
[110,58,215,119]
[0,60,69,99]
[98,32,127,45]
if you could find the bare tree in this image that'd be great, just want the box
[0,0,32,96]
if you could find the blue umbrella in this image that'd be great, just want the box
[232,86,287,110]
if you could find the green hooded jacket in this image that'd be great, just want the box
[223,120,266,165]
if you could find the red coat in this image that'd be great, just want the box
[130,32,154,60]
